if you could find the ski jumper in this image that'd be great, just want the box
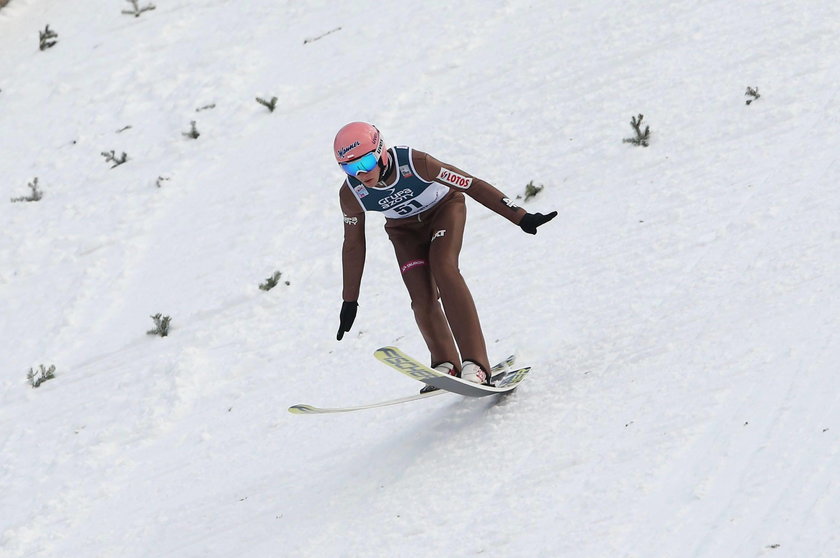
[339,146,526,373]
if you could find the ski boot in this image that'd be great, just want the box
[420,362,457,394]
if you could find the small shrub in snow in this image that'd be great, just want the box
[28,364,56,388]
[101,150,128,168]
[303,27,342,45]
[745,86,761,105]
[39,25,58,51]
[11,178,43,202]
[196,103,216,112]
[122,0,155,17]
[256,96,278,112]
[259,271,289,291]
[623,114,651,147]
[182,121,200,139]
[522,180,544,202]
[156,176,170,188]
[147,314,172,337]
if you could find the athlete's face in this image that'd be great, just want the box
[356,166,381,188]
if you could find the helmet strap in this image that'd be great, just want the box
[377,149,394,186]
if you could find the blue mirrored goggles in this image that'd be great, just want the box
[339,151,379,176]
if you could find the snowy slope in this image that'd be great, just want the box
[2,1,839,556]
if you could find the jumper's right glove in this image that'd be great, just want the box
[519,211,558,234]
[336,301,358,340]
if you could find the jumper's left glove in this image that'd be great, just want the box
[519,211,557,234]
[336,301,358,340]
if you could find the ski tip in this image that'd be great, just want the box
[288,404,317,414]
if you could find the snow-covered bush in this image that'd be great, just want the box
[522,180,544,202]
[101,150,128,168]
[39,25,58,51]
[623,114,651,147]
[122,0,155,17]
[256,96,278,112]
[259,271,289,291]
[303,27,342,45]
[27,365,56,388]
[11,178,43,202]
[147,314,172,337]
[182,121,200,139]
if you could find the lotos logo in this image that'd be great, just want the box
[337,141,360,158]
[436,168,473,189]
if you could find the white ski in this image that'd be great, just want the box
[374,346,530,397]
[287,352,517,415]
[288,389,447,415]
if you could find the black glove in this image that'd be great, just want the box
[519,211,557,235]
[336,301,358,340]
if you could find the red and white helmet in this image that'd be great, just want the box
[333,121,389,167]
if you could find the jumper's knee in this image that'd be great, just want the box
[431,260,462,291]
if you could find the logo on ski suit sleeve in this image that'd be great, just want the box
[502,197,519,210]
[436,168,473,189]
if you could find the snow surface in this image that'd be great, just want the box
[1,1,839,556]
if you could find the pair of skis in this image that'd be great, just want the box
[288,346,531,415]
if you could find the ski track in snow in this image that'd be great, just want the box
[1,1,839,557]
